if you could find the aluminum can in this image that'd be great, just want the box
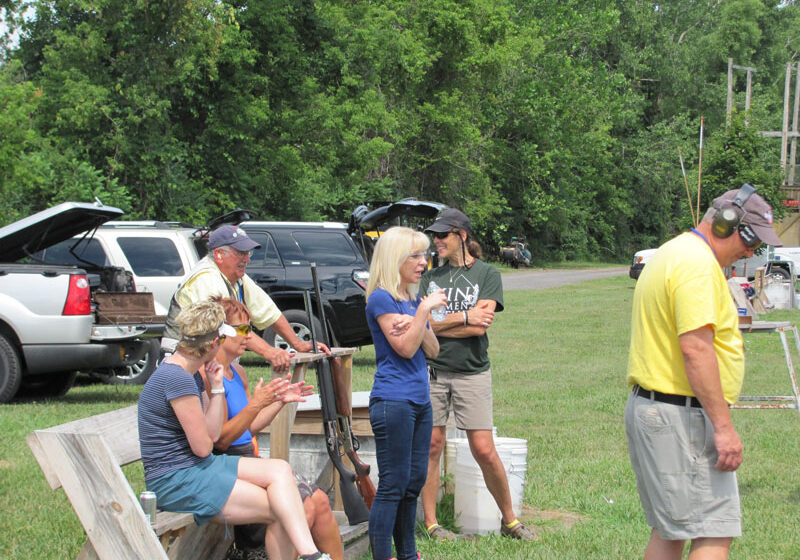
[139,491,157,526]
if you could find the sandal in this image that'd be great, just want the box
[500,519,537,541]
[426,523,457,541]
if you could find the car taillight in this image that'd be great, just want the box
[352,269,369,290]
[63,274,91,315]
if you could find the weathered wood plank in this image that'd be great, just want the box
[270,362,308,461]
[36,431,168,560]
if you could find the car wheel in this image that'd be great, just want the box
[0,334,23,403]
[105,339,160,386]
[266,309,326,351]
[769,266,792,281]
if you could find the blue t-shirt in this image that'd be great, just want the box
[366,288,430,404]
[138,362,207,481]
[223,365,253,447]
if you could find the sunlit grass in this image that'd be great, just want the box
[3,276,800,558]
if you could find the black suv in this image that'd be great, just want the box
[240,222,372,349]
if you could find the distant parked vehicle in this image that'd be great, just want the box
[731,246,800,280]
[630,245,800,281]
[499,237,532,268]
[629,248,657,279]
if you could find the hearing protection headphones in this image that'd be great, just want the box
[711,183,757,243]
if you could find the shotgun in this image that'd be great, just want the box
[303,288,369,525]
[330,343,376,508]
[309,263,376,508]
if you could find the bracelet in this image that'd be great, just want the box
[210,388,225,395]
[463,310,468,326]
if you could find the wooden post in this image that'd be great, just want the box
[727,58,734,127]
[269,357,310,461]
[783,63,792,179]
[789,62,800,187]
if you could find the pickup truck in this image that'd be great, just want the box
[630,245,800,281]
[0,202,153,402]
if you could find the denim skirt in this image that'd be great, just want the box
[147,453,240,525]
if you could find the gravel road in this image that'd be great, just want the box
[501,266,629,291]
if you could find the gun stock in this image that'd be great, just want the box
[304,287,370,525]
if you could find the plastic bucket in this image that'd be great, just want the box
[452,436,528,535]
[495,437,528,517]
[443,437,464,495]
[454,440,499,534]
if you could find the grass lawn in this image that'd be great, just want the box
[2,275,800,558]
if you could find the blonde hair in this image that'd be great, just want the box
[366,226,429,301]
[175,300,226,358]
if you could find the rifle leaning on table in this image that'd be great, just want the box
[303,277,370,525]
[309,263,376,509]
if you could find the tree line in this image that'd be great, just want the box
[1,0,798,260]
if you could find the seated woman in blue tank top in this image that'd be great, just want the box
[199,296,344,560]
[137,300,331,560]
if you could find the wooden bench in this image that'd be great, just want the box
[26,348,364,560]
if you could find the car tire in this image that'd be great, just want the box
[105,338,160,386]
[265,309,326,351]
[0,334,23,403]
[769,266,792,280]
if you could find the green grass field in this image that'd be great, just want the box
[2,275,800,558]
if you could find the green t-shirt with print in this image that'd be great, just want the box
[419,259,504,374]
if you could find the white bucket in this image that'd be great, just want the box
[443,437,464,495]
[495,437,528,518]
[764,282,794,310]
[452,436,527,535]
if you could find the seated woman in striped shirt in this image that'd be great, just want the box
[138,299,331,560]
[200,296,343,560]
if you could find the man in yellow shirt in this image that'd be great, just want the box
[626,185,781,560]
[162,225,327,372]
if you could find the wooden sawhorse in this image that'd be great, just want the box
[733,321,800,420]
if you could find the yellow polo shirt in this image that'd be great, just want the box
[627,232,745,404]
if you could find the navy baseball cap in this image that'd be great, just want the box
[207,225,261,251]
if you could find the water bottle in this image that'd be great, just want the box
[427,281,447,322]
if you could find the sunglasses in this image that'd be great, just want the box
[432,230,457,239]
[738,224,762,249]
[406,251,427,260]
[230,323,253,336]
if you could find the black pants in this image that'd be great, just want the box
[216,443,267,550]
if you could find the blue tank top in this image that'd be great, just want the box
[223,365,253,447]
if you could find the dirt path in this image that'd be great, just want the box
[501,266,628,291]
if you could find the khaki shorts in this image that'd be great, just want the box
[624,392,742,540]
[429,368,493,430]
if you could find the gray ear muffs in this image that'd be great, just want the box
[711,183,756,239]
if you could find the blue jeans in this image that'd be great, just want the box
[369,398,432,560]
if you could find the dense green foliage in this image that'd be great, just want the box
[1,1,798,258]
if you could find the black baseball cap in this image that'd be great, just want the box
[424,208,472,235]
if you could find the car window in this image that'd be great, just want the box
[117,237,185,277]
[292,231,359,266]
[248,232,282,267]
[36,238,110,266]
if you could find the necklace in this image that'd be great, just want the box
[448,258,474,283]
